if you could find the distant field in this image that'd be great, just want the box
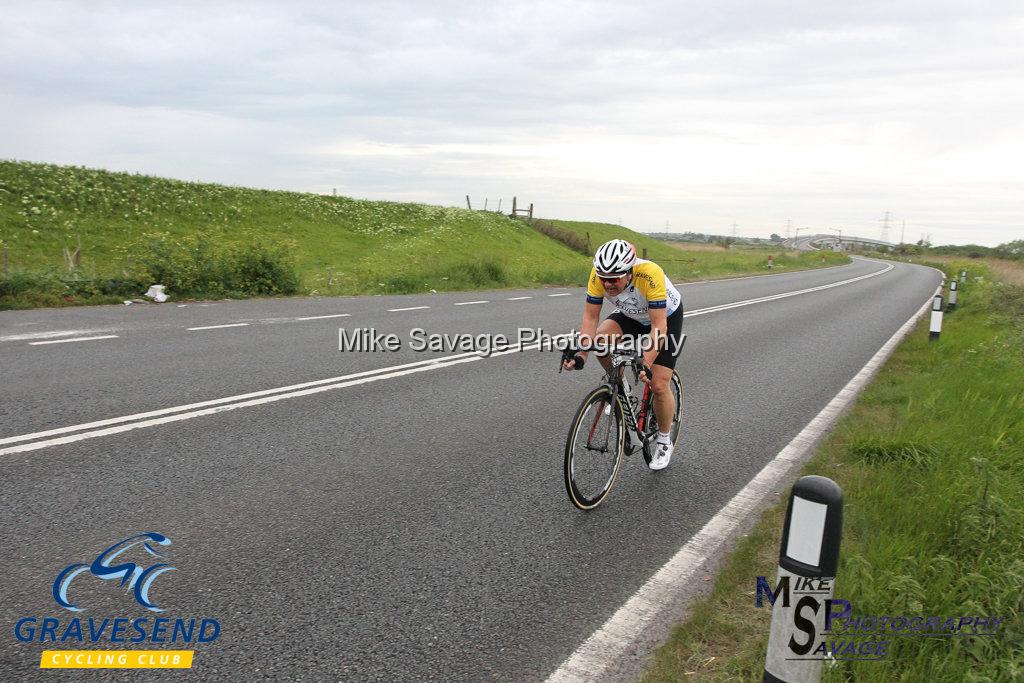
[1,160,846,309]
[544,219,848,282]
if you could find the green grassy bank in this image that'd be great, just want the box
[644,260,1024,682]
[0,160,591,308]
[1,160,846,309]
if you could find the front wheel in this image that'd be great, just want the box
[564,386,625,510]
[642,370,683,465]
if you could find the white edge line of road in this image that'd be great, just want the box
[544,275,943,683]
[28,335,120,346]
[0,261,896,454]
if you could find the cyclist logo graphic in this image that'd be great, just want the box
[52,532,175,613]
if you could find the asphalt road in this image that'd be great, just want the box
[0,258,940,680]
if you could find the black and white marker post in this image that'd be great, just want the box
[763,476,844,683]
[960,270,967,285]
[948,280,959,311]
[930,294,944,341]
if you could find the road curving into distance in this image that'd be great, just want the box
[0,257,940,680]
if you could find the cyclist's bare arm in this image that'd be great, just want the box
[564,302,602,370]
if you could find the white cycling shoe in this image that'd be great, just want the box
[649,441,673,471]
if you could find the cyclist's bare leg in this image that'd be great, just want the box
[650,364,676,437]
[591,317,623,374]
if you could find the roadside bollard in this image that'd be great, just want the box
[960,270,967,285]
[930,294,944,341]
[763,476,844,683]
[768,255,775,270]
[948,280,958,311]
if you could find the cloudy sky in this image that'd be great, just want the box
[3,1,1022,246]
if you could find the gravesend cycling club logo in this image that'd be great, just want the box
[53,532,175,612]
[13,532,222,670]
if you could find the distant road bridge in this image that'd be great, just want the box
[782,234,895,252]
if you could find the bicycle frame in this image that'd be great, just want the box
[604,351,657,451]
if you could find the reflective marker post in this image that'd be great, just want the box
[930,294,944,341]
[960,270,967,285]
[948,280,958,311]
[763,476,844,683]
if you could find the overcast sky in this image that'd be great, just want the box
[3,1,1022,246]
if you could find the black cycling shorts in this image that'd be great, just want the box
[606,306,684,369]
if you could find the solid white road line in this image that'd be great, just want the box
[0,356,484,456]
[388,306,430,312]
[1,262,900,456]
[544,281,938,683]
[29,335,120,346]
[295,313,352,321]
[686,263,893,318]
[681,261,851,286]
[0,352,486,449]
[187,323,250,331]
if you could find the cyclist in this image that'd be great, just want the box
[562,239,684,470]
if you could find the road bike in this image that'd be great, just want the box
[560,344,683,510]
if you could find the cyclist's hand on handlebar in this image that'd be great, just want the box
[561,349,585,371]
[638,363,653,383]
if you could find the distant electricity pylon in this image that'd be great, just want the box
[880,211,891,243]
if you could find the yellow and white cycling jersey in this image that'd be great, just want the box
[585,259,682,324]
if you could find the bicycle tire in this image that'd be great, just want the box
[642,370,683,465]
[564,386,625,510]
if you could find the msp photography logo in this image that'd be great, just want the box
[755,574,1011,662]
[12,531,222,670]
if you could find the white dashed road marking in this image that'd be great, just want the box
[187,323,251,331]
[295,313,352,321]
[29,335,120,346]
[388,306,431,312]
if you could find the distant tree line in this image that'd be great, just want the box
[915,240,1023,260]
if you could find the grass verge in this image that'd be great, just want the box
[644,259,1024,682]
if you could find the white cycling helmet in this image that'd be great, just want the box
[593,239,637,276]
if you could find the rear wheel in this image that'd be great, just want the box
[564,386,625,510]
